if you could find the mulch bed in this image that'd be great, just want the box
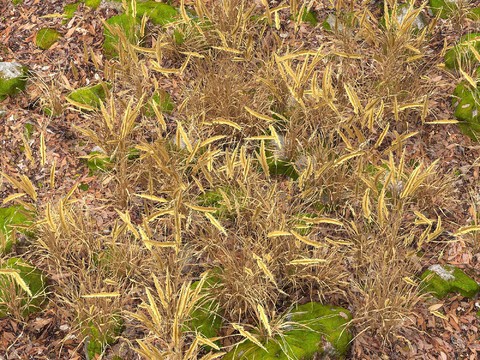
[1,0,480,358]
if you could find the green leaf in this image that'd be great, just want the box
[35,28,61,50]
[0,206,34,254]
[224,302,352,360]
[420,264,480,298]
[445,33,480,70]
[0,62,28,99]
[0,258,47,318]
[103,14,139,58]
[67,83,110,110]
[136,2,178,26]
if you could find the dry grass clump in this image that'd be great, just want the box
[5,0,471,358]
[181,56,277,138]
